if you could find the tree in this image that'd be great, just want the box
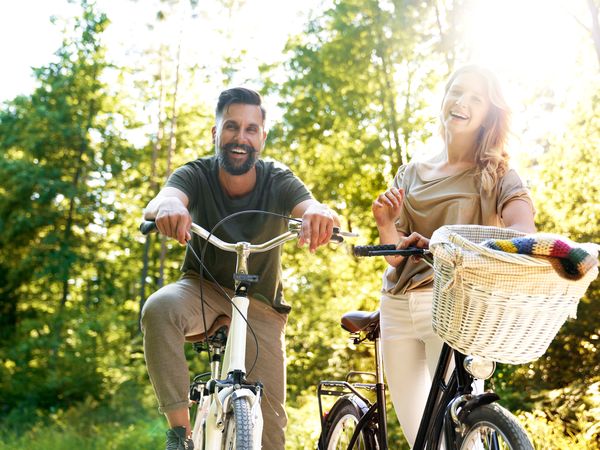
[0,0,137,411]
[492,81,600,445]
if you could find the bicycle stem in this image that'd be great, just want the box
[233,242,252,291]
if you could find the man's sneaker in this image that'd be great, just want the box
[165,426,194,450]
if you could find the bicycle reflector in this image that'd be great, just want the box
[463,356,496,380]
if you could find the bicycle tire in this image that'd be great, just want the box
[457,403,533,450]
[223,395,254,450]
[323,397,378,450]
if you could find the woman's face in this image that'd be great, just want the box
[441,71,492,138]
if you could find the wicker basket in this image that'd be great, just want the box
[429,225,599,364]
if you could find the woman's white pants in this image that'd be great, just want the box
[380,290,444,447]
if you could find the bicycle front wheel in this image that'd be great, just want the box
[457,403,533,450]
[222,396,254,450]
[323,398,378,450]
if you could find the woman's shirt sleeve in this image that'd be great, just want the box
[496,169,536,218]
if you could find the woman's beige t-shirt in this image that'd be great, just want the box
[382,162,534,295]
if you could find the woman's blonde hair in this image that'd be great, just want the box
[442,65,511,192]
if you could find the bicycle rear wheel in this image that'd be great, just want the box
[222,396,254,450]
[323,397,378,450]
[457,403,533,450]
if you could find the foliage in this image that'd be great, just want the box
[0,397,164,450]
[494,82,600,392]
[262,0,448,242]
[0,1,143,420]
[0,0,598,449]
[517,377,600,450]
[491,82,600,449]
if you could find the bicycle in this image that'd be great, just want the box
[141,217,351,450]
[317,244,534,450]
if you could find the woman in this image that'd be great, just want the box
[371,65,536,447]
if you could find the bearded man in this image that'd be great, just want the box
[141,87,338,450]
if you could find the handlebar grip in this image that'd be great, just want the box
[353,244,396,256]
[353,245,426,257]
[140,220,158,235]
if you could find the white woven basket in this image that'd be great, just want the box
[429,225,599,364]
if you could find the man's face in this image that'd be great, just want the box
[213,103,266,175]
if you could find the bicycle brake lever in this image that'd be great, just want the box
[334,227,359,238]
[330,227,359,243]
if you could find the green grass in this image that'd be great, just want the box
[0,417,164,450]
[1,395,597,449]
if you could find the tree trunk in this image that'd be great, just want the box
[140,50,166,307]
[373,7,404,168]
[158,33,182,287]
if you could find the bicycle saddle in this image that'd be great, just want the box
[341,310,380,333]
[185,315,231,343]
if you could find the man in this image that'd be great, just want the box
[141,87,338,450]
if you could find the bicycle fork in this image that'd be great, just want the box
[204,289,263,449]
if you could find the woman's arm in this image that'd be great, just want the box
[501,198,536,233]
[372,187,408,267]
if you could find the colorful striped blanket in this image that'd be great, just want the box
[482,235,598,280]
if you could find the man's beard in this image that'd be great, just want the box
[217,142,258,175]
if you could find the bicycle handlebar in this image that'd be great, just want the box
[353,244,430,257]
[140,219,352,253]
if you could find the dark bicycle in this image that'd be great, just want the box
[317,244,534,450]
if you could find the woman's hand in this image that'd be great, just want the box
[398,232,430,249]
[372,187,405,227]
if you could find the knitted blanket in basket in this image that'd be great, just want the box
[482,236,598,280]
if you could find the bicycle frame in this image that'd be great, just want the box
[415,342,510,449]
[318,319,499,450]
[141,218,354,449]
[189,222,302,449]
[320,244,534,449]
[317,318,388,449]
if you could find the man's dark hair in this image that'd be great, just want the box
[216,87,266,122]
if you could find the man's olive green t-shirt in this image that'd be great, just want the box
[166,156,313,313]
[382,162,535,295]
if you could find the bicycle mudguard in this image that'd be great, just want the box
[230,387,259,403]
[324,394,370,425]
[318,394,369,450]
[456,392,500,423]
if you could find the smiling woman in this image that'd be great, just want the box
[448,0,596,173]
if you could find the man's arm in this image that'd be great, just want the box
[291,199,340,253]
[143,186,192,245]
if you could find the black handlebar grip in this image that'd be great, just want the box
[140,220,158,235]
[353,244,397,256]
[353,245,426,257]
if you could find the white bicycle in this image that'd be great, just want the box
[141,217,351,449]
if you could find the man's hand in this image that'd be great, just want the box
[294,201,339,253]
[143,188,192,245]
[154,202,192,245]
[372,187,404,227]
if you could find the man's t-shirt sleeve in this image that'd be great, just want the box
[273,165,313,213]
[165,163,200,210]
